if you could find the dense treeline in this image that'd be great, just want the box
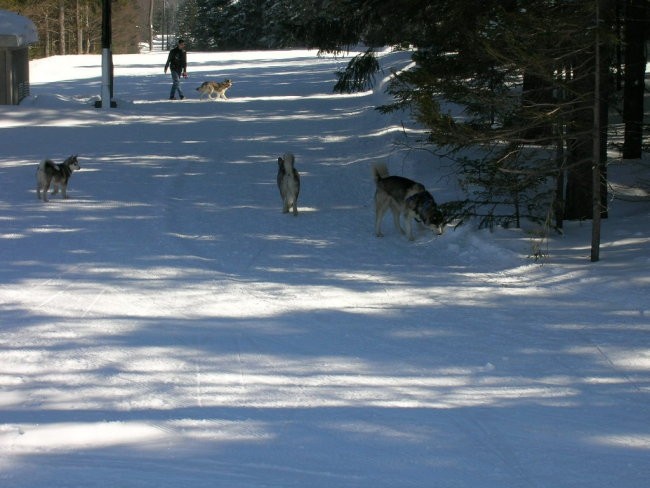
[0,0,141,56]
[175,0,300,50]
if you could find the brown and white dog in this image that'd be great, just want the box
[196,79,233,100]
[373,163,444,240]
[277,153,300,216]
[36,155,80,202]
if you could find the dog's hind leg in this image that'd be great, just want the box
[281,195,290,214]
[41,183,50,202]
[375,195,389,237]
[390,202,405,236]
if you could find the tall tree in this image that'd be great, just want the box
[76,0,82,53]
[622,0,648,159]
[149,0,154,50]
[564,0,613,221]
[58,0,65,55]
[281,1,619,232]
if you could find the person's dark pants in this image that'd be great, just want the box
[170,71,184,99]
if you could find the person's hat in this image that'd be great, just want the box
[178,38,185,44]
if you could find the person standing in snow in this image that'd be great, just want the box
[164,38,187,100]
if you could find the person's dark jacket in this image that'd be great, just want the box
[165,47,186,74]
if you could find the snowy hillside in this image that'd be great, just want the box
[0,49,649,488]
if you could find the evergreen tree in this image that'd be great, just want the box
[285,0,620,230]
[622,0,648,159]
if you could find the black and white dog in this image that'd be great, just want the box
[277,153,300,216]
[36,155,80,202]
[373,163,444,240]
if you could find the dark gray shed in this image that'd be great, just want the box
[0,10,38,105]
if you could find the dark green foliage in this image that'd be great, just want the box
[334,49,380,93]
[374,1,612,229]
[455,147,557,230]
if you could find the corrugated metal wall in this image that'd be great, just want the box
[0,47,29,105]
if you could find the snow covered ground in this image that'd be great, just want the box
[1,49,649,488]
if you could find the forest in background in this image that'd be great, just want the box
[0,0,146,55]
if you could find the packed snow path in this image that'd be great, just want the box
[0,50,649,487]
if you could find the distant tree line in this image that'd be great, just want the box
[0,0,141,56]
[174,0,298,51]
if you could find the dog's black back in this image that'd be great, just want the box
[44,159,72,182]
[37,155,80,201]
[277,153,300,215]
[377,175,425,201]
[277,154,300,190]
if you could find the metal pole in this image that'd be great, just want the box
[100,0,113,109]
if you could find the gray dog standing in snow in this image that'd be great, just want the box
[277,153,300,216]
[373,162,445,240]
[36,155,80,202]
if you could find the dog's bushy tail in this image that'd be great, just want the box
[38,159,56,172]
[372,163,389,183]
[281,152,296,174]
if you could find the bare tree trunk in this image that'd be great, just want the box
[615,0,623,90]
[76,0,83,54]
[85,2,91,53]
[565,57,593,222]
[45,13,50,57]
[555,131,565,230]
[59,0,66,55]
[566,1,611,225]
[149,0,155,51]
[591,1,602,262]
[622,0,647,159]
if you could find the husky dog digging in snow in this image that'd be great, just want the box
[196,79,233,100]
[373,163,445,241]
[277,153,300,216]
[36,155,80,202]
